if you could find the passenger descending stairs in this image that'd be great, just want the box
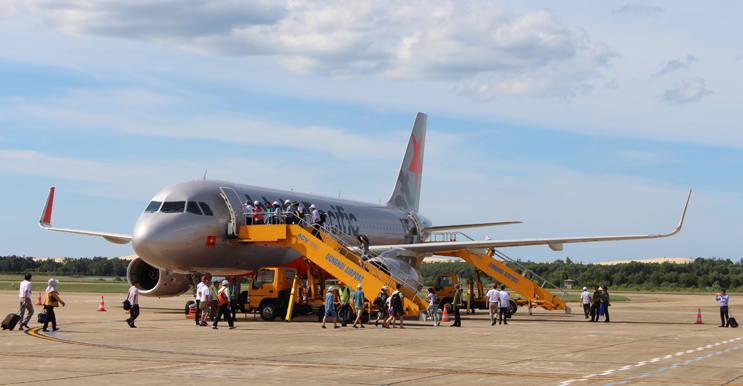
[237,223,428,317]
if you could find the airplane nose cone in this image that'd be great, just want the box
[132,217,173,268]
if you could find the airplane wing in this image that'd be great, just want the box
[423,221,522,232]
[371,190,691,255]
[38,187,132,245]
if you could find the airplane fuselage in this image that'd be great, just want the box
[132,179,431,276]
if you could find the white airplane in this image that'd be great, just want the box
[39,113,690,297]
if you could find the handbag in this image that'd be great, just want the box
[37,312,46,324]
[122,299,131,311]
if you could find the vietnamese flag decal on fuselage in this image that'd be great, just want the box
[206,236,217,246]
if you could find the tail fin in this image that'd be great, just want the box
[385,112,427,213]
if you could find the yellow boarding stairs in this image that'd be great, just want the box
[237,222,430,319]
[427,232,571,314]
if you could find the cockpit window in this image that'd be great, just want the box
[160,201,185,213]
[144,201,162,213]
[199,202,214,216]
[187,201,203,215]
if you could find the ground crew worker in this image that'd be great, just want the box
[212,280,236,330]
[580,286,591,319]
[589,285,601,322]
[451,284,462,327]
[601,286,611,322]
[209,280,219,320]
[497,285,510,325]
[337,282,351,327]
[352,284,365,328]
[486,283,499,326]
[228,277,239,321]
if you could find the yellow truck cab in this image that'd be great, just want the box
[243,266,329,321]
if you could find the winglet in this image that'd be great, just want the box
[665,189,691,237]
[39,187,55,228]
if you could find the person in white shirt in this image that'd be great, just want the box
[244,201,254,225]
[497,285,510,325]
[579,287,592,319]
[486,283,500,326]
[310,204,322,240]
[126,281,140,328]
[18,273,33,331]
[284,200,294,224]
[195,275,209,326]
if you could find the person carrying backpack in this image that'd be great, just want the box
[384,283,405,329]
[373,286,389,327]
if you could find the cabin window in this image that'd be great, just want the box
[187,201,202,215]
[199,202,214,216]
[144,201,162,213]
[160,201,185,213]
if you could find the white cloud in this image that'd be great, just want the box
[616,149,682,166]
[661,77,713,104]
[612,3,663,18]
[652,55,696,79]
[30,0,616,99]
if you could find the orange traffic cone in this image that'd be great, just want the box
[442,306,449,322]
[696,308,702,324]
[36,292,43,305]
[97,295,107,311]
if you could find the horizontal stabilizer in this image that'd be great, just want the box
[424,221,522,233]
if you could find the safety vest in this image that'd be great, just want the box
[229,285,237,299]
[453,289,463,306]
[339,287,350,302]
[209,285,217,300]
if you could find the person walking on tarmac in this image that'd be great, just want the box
[126,281,140,328]
[213,280,236,329]
[497,285,510,325]
[322,287,339,329]
[716,289,730,327]
[450,284,463,327]
[385,283,406,329]
[228,277,240,321]
[373,286,389,327]
[209,280,219,321]
[42,279,65,332]
[486,283,500,326]
[337,282,351,326]
[196,275,210,326]
[352,284,366,328]
[589,285,601,322]
[579,286,591,319]
[17,273,33,331]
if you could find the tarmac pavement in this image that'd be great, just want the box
[1,291,742,385]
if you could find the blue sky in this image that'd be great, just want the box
[1,1,741,263]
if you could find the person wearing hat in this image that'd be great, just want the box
[264,202,274,224]
[590,285,602,322]
[271,201,282,224]
[244,200,254,225]
[322,286,339,329]
[337,281,351,326]
[351,284,366,328]
[42,279,65,332]
[252,201,265,224]
[486,283,500,326]
[310,204,323,240]
[292,201,304,224]
[580,286,592,319]
[450,283,463,327]
[373,286,389,327]
[601,286,611,322]
[213,280,236,329]
[284,200,294,224]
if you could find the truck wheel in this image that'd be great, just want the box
[509,300,518,316]
[259,302,278,321]
[185,300,195,315]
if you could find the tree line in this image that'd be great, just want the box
[0,255,129,277]
[419,257,743,291]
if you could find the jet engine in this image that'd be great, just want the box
[367,248,425,293]
[126,256,193,297]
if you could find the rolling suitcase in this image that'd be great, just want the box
[2,313,21,331]
[729,311,738,328]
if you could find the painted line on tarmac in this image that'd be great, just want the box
[24,324,740,384]
[556,336,743,386]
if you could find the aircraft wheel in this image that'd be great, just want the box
[260,302,278,321]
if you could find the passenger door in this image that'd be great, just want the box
[219,187,244,237]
